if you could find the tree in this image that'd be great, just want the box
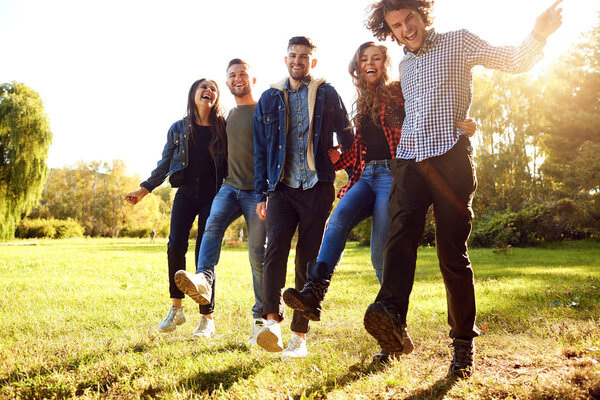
[471,71,545,214]
[0,82,52,239]
[540,19,600,200]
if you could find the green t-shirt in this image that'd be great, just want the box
[224,104,256,190]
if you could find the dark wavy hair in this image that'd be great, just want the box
[348,42,399,127]
[366,0,435,43]
[186,79,227,160]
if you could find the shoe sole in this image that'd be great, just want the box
[282,289,321,321]
[174,272,210,305]
[364,302,407,354]
[256,329,283,352]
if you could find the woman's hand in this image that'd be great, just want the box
[457,117,477,138]
[328,145,342,164]
[256,201,267,221]
[124,187,150,205]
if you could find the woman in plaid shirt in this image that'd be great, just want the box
[283,41,477,323]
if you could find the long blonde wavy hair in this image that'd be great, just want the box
[348,42,398,128]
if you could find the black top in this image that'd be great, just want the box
[361,116,391,163]
[183,124,216,197]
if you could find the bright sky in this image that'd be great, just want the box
[1,0,598,178]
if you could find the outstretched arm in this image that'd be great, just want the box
[533,0,563,42]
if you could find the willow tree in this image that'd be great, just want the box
[0,82,53,239]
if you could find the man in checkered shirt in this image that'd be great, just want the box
[361,0,563,378]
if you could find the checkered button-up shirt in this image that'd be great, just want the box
[398,29,544,161]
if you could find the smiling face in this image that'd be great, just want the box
[359,46,386,86]
[226,63,254,98]
[285,44,316,82]
[194,80,218,109]
[384,8,427,53]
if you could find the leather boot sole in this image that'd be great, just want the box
[283,288,321,321]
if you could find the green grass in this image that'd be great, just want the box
[1,239,599,399]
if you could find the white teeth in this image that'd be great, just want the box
[406,31,416,40]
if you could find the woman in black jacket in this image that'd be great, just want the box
[124,79,227,337]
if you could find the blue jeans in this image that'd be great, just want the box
[317,163,393,283]
[197,184,266,319]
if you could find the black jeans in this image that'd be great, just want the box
[167,182,213,310]
[262,181,335,333]
[376,136,480,338]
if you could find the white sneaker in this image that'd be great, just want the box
[256,319,283,352]
[174,270,211,305]
[248,319,265,345]
[282,333,307,359]
[157,306,186,333]
[192,316,215,339]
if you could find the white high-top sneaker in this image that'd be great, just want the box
[248,318,265,345]
[282,333,307,359]
[256,319,283,352]
[192,315,215,339]
[157,306,186,333]
[174,270,211,305]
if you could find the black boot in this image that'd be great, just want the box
[282,261,332,321]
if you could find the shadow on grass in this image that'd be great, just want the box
[403,376,458,400]
[178,359,268,394]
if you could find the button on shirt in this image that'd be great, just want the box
[282,78,318,189]
[397,29,544,162]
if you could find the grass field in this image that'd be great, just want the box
[1,239,599,399]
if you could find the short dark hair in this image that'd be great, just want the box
[226,58,251,72]
[287,36,316,52]
[366,0,435,42]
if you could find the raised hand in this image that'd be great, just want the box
[533,0,563,40]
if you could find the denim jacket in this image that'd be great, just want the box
[253,77,353,202]
[141,117,227,193]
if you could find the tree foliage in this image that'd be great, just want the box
[469,18,600,244]
[31,160,171,237]
[0,82,52,240]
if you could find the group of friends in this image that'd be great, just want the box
[125,0,563,379]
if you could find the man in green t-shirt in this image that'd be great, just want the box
[174,59,266,343]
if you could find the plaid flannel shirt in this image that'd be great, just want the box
[398,29,544,161]
[335,83,404,198]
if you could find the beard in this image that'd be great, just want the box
[229,85,251,98]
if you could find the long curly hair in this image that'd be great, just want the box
[186,79,227,160]
[366,0,435,43]
[348,42,398,127]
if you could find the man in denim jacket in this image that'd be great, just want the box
[253,36,353,358]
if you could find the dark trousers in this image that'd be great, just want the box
[167,183,213,311]
[376,136,480,338]
[262,181,335,333]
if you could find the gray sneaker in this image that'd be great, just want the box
[364,302,414,356]
[448,338,474,379]
[157,306,186,333]
[174,270,211,305]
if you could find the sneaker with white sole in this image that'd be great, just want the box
[282,333,307,359]
[157,306,186,333]
[192,316,215,339]
[174,270,212,305]
[256,319,283,352]
[248,319,265,345]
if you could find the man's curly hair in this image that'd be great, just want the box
[366,0,435,42]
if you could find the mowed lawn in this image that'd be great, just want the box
[1,239,599,399]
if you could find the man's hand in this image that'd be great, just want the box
[124,187,149,205]
[533,0,563,41]
[256,201,267,220]
[457,118,477,138]
[328,144,342,164]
